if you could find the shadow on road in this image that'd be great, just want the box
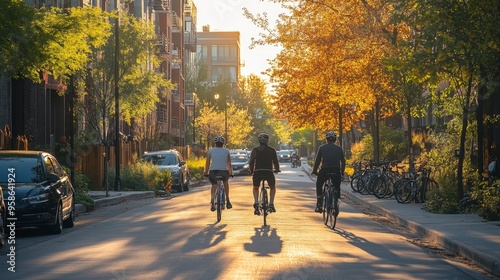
[244,226,283,256]
[182,223,227,252]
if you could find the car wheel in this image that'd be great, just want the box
[49,204,63,234]
[183,174,190,191]
[0,211,5,248]
[63,200,75,228]
[177,176,184,192]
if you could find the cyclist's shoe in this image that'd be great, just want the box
[314,203,322,213]
[269,204,276,213]
[253,203,260,215]
[226,200,232,209]
[210,203,215,212]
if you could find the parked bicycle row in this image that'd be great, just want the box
[349,160,439,204]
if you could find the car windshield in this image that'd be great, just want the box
[231,155,248,162]
[278,151,290,155]
[0,157,45,183]
[143,154,177,166]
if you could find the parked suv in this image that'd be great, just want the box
[141,150,190,192]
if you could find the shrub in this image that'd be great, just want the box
[471,180,500,221]
[108,161,172,192]
[187,156,207,181]
[62,167,95,211]
[419,131,460,214]
[423,184,459,214]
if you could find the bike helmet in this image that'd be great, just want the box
[258,133,269,144]
[214,135,225,144]
[325,131,337,141]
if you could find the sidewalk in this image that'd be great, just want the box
[301,163,500,278]
[75,191,155,215]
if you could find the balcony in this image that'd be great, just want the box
[155,33,169,54]
[157,107,168,123]
[171,49,181,69]
[153,0,170,11]
[184,30,196,52]
[172,12,182,32]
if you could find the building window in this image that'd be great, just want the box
[196,45,207,61]
[211,45,237,64]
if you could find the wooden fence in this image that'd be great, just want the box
[75,142,202,190]
[0,125,29,150]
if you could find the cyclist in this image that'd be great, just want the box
[291,151,300,167]
[204,136,233,211]
[311,131,346,213]
[249,133,281,215]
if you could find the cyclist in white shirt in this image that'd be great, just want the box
[204,136,234,211]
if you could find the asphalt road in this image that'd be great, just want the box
[0,163,492,280]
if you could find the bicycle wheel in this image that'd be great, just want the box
[401,180,416,203]
[356,175,368,194]
[394,179,408,203]
[329,190,338,229]
[259,185,268,226]
[372,177,388,199]
[322,185,329,225]
[350,172,362,192]
[216,181,223,222]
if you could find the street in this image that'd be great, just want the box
[0,163,491,280]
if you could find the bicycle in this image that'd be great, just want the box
[214,175,226,222]
[206,173,232,222]
[254,169,280,227]
[322,173,340,230]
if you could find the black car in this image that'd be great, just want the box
[141,150,190,192]
[0,184,5,247]
[231,154,250,176]
[0,151,75,234]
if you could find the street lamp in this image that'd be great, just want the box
[213,93,228,145]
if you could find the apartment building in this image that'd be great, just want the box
[196,26,240,85]
[0,0,196,149]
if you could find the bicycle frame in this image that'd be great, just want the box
[322,173,339,229]
[258,178,270,226]
[215,176,225,222]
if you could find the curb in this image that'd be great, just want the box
[341,190,500,278]
[75,191,155,215]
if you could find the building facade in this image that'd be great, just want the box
[0,0,196,150]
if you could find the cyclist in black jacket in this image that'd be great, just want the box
[311,131,346,213]
[249,133,281,215]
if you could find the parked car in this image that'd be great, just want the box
[141,150,190,192]
[231,154,250,176]
[0,151,75,234]
[277,150,293,162]
[0,184,5,247]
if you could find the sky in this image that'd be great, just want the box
[194,0,286,80]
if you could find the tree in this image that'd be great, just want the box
[0,4,111,83]
[79,7,172,146]
[389,0,500,201]
[0,0,46,80]
[245,0,399,162]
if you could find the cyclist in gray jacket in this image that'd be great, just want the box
[205,136,233,211]
[311,131,345,213]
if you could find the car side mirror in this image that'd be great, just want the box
[47,173,61,182]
